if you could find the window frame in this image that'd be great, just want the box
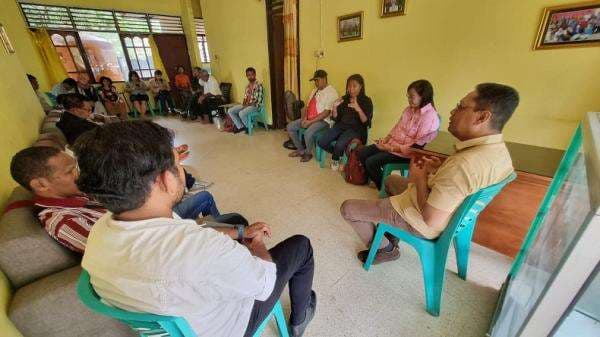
[194,18,210,63]
[120,34,156,80]
[47,30,94,81]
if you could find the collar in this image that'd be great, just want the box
[455,134,504,151]
[419,103,435,114]
[34,195,91,208]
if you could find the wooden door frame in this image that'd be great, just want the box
[265,0,300,128]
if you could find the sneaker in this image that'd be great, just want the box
[288,291,317,337]
[331,160,339,171]
[357,247,400,265]
[283,139,297,150]
[188,180,214,194]
[233,127,246,134]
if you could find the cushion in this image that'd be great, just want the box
[0,187,80,288]
[9,266,135,337]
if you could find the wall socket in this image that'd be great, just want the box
[314,50,324,58]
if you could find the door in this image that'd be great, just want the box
[266,0,286,129]
[153,34,193,107]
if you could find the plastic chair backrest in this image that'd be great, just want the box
[77,270,196,337]
[435,173,516,246]
[220,83,232,104]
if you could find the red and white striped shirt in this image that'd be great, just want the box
[34,196,106,254]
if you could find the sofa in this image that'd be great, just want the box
[0,113,134,337]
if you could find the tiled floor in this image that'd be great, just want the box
[162,117,513,337]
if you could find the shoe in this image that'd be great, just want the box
[188,180,214,194]
[283,139,297,150]
[331,160,339,171]
[384,233,400,248]
[289,150,303,158]
[288,291,317,337]
[357,247,400,265]
[300,153,313,162]
[233,127,246,134]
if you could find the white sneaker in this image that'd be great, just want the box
[331,160,340,171]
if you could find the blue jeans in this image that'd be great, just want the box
[227,104,259,129]
[173,191,220,219]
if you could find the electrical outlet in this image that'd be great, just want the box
[314,50,324,58]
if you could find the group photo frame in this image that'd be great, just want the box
[534,0,600,49]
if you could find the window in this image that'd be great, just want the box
[122,36,155,79]
[79,31,129,82]
[49,32,88,80]
[195,18,210,63]
[20,3,186,82]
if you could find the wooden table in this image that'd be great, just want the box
[423,132,562,257]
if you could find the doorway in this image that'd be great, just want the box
[153,34,193,107]
[265,0,299,129]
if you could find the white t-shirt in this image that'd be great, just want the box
[198,75,222,96]
[82,212,276,337]
[306,84,338,114]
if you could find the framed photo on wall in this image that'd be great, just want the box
[338,12,363,42]
[534,1,600,50]
[381,0,406,17]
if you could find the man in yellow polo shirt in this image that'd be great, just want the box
[341,83,519,264]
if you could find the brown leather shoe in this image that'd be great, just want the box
[289,150,303,158]
[357,247,400,265]
[300,153,313,162]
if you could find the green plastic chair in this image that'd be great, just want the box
[364,173,516,316]
[315,128,368,168]
[77,270,290,337]
[378,163,410,198]
[247,92,269,136]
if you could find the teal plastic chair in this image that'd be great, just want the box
[247,93,269,136]
[77,270,289,337]
[364,173,516,316]
[315,128,368,168]
[378,163,410,198]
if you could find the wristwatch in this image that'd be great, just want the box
[236,225,244,243]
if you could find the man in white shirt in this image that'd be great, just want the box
[195,69,224,123]
[74,120,316,337]
[287,69,339,162]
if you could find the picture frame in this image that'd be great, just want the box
[0,24,15,54]
[381,0,407,18]
[338,12,363,42]
[534,1,600,50]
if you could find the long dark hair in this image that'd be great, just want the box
[128,71,140,82]
[407,79,435,108]
[344,74,366,101]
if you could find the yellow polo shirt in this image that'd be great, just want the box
[389,134,514,239]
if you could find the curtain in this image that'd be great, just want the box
[30,28,68,85]
[283,0,299,97]
[149,35,169,82]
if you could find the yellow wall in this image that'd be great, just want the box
[199,0,272,122]
[0,1,46,209]
[298,0,600,150]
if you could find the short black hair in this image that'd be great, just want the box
[474,83,520,131]
[62,78,77,88]
[245,67,256,74]
[99,76,113,85]
[10,146,61,191]
[74,120,176,214]
[408,79,435,109]
[154,69,162,76]
[128,70,140,81]
[62,93,87,110]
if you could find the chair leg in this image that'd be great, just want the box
[317,146,327,168]
[252,300,288,337]
[418,250,446,316]
[273,301,289,337]
[363,224,386,271]
[453,228,474,280]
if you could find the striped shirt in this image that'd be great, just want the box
[34,196,106,254]
[243,81,264,107]
[384,103,440,157]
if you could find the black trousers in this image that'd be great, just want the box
[243,235,315,337]
[358,144,410,189]
[196,97,224,121]
[316,125,362,161]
